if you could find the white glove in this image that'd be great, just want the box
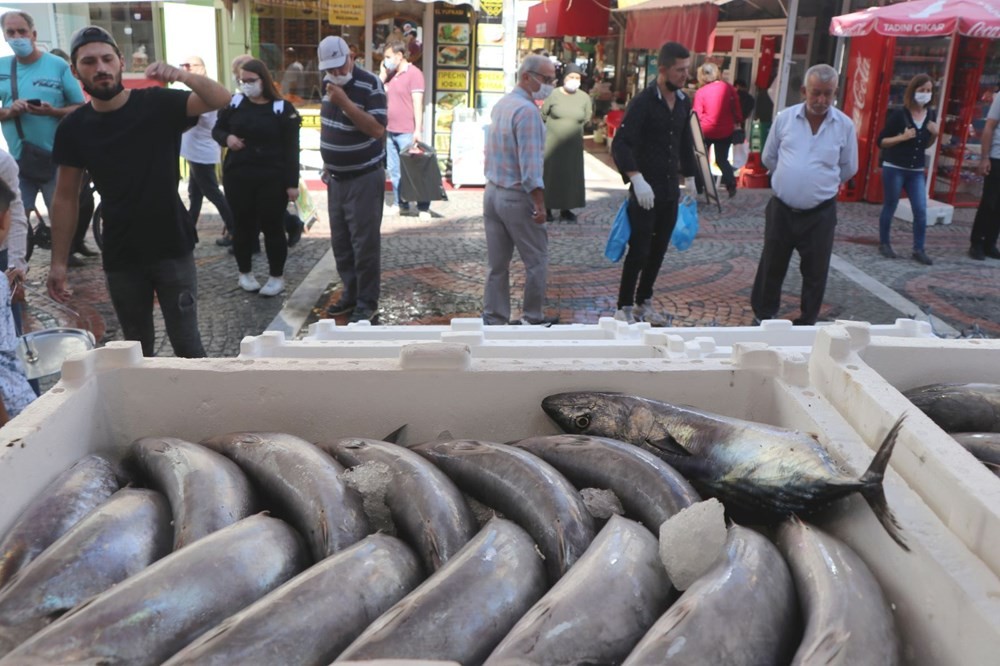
[682,177,696,194]
[631,173,655,210]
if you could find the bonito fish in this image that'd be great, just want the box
[542,392,908,550]
[903,383,1000,433]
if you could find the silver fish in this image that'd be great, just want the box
[336,518,546,665]
[904,383,1000,433]
[0,489,171,656]
[163,534,422,666]
[319,437,477,573]
[410,439,595,583]
[486,515,674,665]
[200,432,370,562]
[0,515,307,666]
[0,455,120,590]
[777,516,900,665]
[952,432,1000,470]
[542,392,908,550]
[623,525,798,665]
[125,437,256,550]
[510,434,701,532]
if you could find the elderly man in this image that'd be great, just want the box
[482,54,557,326]
[750,63,858,326]
[47,26,231,357]
[317,35,387,325]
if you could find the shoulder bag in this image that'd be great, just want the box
[10,58,56,183]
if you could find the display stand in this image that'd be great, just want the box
[449,108,488,188]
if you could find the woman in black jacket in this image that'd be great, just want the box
[214,58,301,296]
[876,74,938,265]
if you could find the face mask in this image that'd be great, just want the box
[563,79,580,93]
[384,58,398,72]
[7,38,32,58]
[534,83,554,101]
[240,81,262,98]
[325,72,352,86]
[914,91,932,106]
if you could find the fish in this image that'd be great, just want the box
[485,515,674,665]
[0,514,307,666]
[0,489,171,656]
[336,518,546,664]
[410,439,595,583]
[509,434,701,533]
[0,455,120,590]
[776,516,901,665]
[622,525,799,665]
[124,437,256,550]
[952,432,1000,467]
[903,383,1000,433]
[162,534,422,666]
[200,432,370,562]
[541,391,909,550]
[319,437,478,573]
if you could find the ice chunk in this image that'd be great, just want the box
[580,487,625,520]
[340,461,396,535]
[658,498,727,590]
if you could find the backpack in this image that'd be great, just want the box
[230,93,285,115]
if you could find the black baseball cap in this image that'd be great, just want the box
[70,26,120,61]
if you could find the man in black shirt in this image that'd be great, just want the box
[611,41,697,326]
[734,79,755,123]
[46,26,231,357]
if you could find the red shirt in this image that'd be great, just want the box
[385,63,425,134]
[693,81,744,141]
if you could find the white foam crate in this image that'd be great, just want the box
[810,327,1000,581]
[895,197,954,226]
[240,317,935,360]
[1,341,997,663]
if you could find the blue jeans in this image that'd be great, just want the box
[879,164,926,251]
[386,132,429,211]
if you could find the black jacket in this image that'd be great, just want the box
[878,107,935,169]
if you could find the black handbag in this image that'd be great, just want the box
[10,58,56,183]
[399,141,447,202]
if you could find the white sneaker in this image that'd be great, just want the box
[238,273,261,292]
[614,306,635,323]
[418,210,432,221]
[259,276,285,297]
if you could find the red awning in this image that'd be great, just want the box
[831,0,1000,39]
[525,0,611,39]
[619,1,721,52]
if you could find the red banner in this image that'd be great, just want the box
[755,35,776,90]
[624,3,719,52]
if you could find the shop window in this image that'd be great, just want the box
[793,34,809,56]
[87,2,158,72]
[739,36,756,51]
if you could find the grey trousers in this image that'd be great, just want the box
[483,183,548,325]
[327,167,385,311]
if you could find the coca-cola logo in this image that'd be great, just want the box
[851,56,870,132]
[966,21,1000,38]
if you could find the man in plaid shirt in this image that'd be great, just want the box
[482,54,557,326]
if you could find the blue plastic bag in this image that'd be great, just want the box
[604,200,631,262]
[670,195,698,251]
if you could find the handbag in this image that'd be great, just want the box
[10,59,56,183]
[399,141,447,202]
[604,199,631,262]
[670,195,698,251]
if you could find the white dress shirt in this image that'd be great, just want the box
[763,103,858,211]
[180,110,221,165]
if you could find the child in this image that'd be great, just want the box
[0,177,37,424]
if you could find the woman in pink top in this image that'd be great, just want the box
[693,62,743,198]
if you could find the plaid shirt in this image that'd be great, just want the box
[485,86,545,192]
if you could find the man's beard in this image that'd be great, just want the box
[83,77,124,101]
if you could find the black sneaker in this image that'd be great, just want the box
[969,244,986,261]
[74,243,99,257]
[560,210,577,222]
[326,299,356,317]
[349,307,379,324]
[215,235,233,247]
[986,246,1000,259]
[912,250,933,265]
[878,244,897,259]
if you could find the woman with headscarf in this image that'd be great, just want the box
[693,62,743,198]
[541,63,593,222]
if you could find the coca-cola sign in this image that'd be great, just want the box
[965,20,1000,38]
[850,55,871,133]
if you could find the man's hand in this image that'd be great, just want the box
[47,265,71,303]
[5,99,31,118]
[226,135,246,151]
[980,159,992,178]
[630,173,655,210]
[530,206,546,224]
[286,187,299,202]
[145,62,187,85]
[5,268,24,305]
[24,101,55,117]
[326,82,351,108]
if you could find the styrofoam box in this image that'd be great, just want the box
[894,197,954,226]
[810,327,1000,582]
[1,341,998,663]
[240,318,935,360]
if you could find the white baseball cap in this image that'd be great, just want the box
[318,36,350,70]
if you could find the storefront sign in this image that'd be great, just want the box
[480,0,503,17]
[300,112,322,130]
[475,70,505,93]
[328,0,364,26]
[437,70,470,91]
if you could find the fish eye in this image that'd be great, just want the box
[573,415,590,430]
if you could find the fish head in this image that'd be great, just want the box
[541,392,634,438]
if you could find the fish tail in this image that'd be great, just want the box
[860,415,910,551]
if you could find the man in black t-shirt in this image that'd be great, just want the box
[46,26,231,358]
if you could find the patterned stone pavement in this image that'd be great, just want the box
[20,148,998,364]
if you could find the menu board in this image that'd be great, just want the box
[474,20,505,113]
[433,4,473,167]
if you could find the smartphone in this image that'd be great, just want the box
[26,99,41,106]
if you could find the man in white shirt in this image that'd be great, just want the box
[969,90,1000,261]
[750,64,858,326]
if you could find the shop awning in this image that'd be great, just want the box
[615,0,726,52]
[831,0,1000,39]
[525,0,611,39]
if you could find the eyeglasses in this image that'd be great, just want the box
[528,71,555,85]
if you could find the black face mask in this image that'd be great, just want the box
[83,79,124,101]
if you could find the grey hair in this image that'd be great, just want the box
[804,64,838,86]
[519,54,550,78]
[1,11,34,31]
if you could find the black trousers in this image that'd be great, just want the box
[971,157,1000,249]
[189,162,235,235]
[223,171,288,276]
[751,196,838,325]
[617,190,679,308]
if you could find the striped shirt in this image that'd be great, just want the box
[320,65,387,174]
[484,86,545,192]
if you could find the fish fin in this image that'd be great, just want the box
[437,430,454,441]
[860,415,909,551]
[648,435,692,457]
[798,627,851,664]
[983,461,1000,471]
[382,424,407,444]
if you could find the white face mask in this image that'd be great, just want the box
[914,91,932,106]
[534,83,554,101]
[563,79,581,93]
[240,81,262,98]
[325,72,352,87]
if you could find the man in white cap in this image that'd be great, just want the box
[317,35,387,325]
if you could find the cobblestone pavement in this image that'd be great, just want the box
[21,148,998,363]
